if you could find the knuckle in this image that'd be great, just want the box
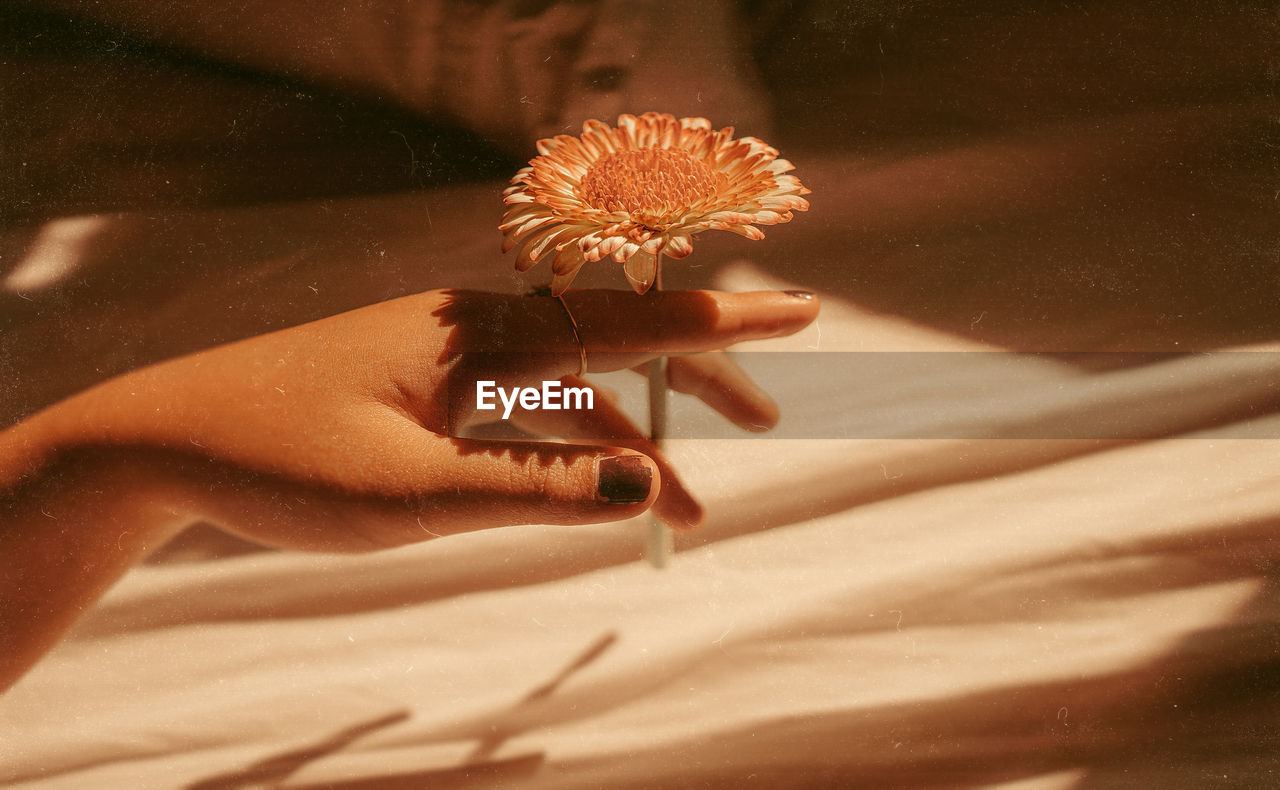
[516,453,560,502]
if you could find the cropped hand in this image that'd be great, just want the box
[8,288,819,552]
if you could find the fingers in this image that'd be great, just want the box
[429,438,660,531]
[185,437,662,552]
[438,289,818,377]
[508,376,705,530]
[647,352,781,432]
[563,289,820,356]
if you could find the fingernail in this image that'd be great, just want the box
[596,455,653,504]
[783,290,816,300]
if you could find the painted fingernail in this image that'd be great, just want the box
[596,455,653,504]
[783,290,816,300]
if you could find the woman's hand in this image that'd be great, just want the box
[1,287,817,689]
[11,287,818,548]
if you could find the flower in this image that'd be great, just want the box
[500,112,810,295]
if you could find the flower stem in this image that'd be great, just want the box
[645,254,672,568]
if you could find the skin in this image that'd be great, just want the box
[0,287,818,691]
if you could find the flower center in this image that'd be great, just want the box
[578,148,717,219]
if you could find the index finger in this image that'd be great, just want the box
[439,289,819,375]
[565,289,819,355]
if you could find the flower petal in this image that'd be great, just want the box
[616,113,639,148]
[514,250,542,271]
[529,226,578,260]
[750,210,788,225]
[502,213,559,236]
[550,262,585,296]
[498,206,548,232]
[515,224,568,268]
[640,235,666,255]
[720,224,766,240]
[590,235,627,261]
[759,194,810,212]
[622,251,658,295]
[551,243,586,275]
[768,158,796,174]
[611,240,642,263]
[707,211,756,225]
[663,234,694,259]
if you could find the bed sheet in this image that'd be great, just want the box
[4,251,1280,788]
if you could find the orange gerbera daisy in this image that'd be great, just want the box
[500,112,811,295]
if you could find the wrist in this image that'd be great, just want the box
[2,389,199,524]
[0,441,194,692]
[2,443,193,546]
[0,412,57,493]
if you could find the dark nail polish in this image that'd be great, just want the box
[596,456,652,504]
[783,290,816,300]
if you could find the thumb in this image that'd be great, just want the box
[429,439,659,530]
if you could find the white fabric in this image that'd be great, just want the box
[4,246,1279,787]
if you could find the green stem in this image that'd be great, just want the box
[645,254,672,568]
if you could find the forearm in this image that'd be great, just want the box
[0,425,189,692]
